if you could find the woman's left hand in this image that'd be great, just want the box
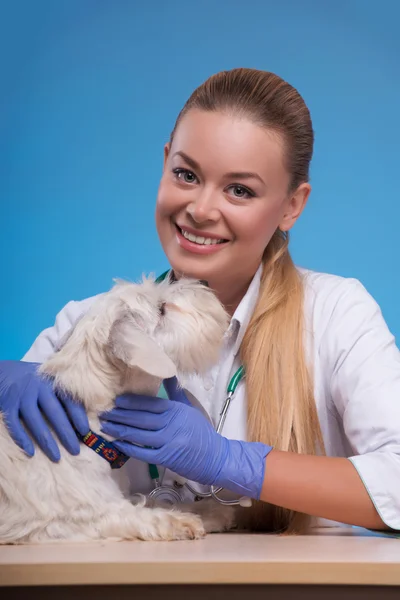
[100,378,273,500]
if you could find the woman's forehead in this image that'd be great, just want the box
[171,109,287,179]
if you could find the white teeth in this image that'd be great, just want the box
[181,228,223,245]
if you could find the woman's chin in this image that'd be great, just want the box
[167,255,217,282]
[163,235,231,283]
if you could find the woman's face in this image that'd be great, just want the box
[155,109,310,297]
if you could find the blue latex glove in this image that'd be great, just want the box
[100,377,273,500]
[0,360,90,461]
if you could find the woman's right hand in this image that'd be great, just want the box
[0,360,90,461]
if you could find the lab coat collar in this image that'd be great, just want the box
[229,264,263,357]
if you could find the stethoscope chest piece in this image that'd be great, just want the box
[147,485,183,507]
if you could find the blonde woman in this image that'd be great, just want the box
[1,68,399,534]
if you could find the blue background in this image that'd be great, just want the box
[1,0,399,359]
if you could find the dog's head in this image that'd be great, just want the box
[105,275,229,379]
[41,275,229,410]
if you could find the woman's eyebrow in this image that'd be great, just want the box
[172,151,265,186]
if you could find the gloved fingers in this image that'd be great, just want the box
[112,440,157,463]
[113,393,170,413]
[19,386,61,462]
[38,383,81,455]
[99,407,166,430]
[163,377,192,406]
[57,388,90,436]
[3,383,35,456]
[100,421,162,448]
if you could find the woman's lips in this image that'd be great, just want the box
[176,223,228,240]
[175,224,229,255]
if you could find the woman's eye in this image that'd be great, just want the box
[228,185,255,199]
[173,168,197,184]
[172,169,254,199]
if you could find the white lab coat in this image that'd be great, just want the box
[23,266,400,530]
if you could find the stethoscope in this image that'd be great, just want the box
[144,270,252,508]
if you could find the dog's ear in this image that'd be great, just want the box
[107,310,177,379]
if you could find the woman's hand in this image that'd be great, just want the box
[100,377,273,499]
[0,360,90,461]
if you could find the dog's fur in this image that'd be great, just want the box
[0,276,235,543]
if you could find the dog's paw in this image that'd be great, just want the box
[150,509,206,541]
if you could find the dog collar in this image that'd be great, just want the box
[77,429,130,469]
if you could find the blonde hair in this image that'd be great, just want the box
[170,68,325,533]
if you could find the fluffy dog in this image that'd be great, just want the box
[0,276,233,543]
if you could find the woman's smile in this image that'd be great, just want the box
[174,223,230,255]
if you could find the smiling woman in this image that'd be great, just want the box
[2,68,400,538]
[155,108,305,315]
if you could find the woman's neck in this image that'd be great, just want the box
[210,275,254,317]
[170,266,260,317]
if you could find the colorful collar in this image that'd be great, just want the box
[77,429,130,469]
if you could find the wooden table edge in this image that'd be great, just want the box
[1,561,400,587]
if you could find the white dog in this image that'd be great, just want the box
[0,275,234,543]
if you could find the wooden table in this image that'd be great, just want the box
[1,527,400,599]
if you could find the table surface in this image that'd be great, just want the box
[1,527,400,587]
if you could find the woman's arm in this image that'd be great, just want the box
[100,378,395,532]
[0,298,97,460]
[261,450,388,530]
[304,278,400,532]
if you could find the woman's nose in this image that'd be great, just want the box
[186,189,220,223]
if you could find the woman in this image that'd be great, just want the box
[1,68,399,534]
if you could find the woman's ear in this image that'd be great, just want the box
[107,310,177,379]
[163,143,171,172]
[279,182,311,232]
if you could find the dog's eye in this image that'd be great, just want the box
[159,302,166,316]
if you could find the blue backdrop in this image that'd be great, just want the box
[1,0,399,359]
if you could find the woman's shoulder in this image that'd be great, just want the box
[297,265,362,293]
[23,292,105,362]
[54,293,105,330]
[297,266,371,305]
[296,266,381,332]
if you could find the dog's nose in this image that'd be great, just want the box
[199,280,209,288]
